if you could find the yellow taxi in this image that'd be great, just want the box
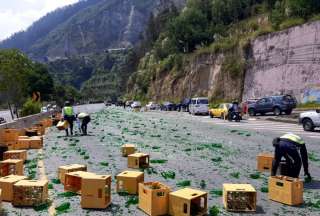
[209,103,231,119]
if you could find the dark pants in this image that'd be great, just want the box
[81,116,90,135]
[64,115,74,136]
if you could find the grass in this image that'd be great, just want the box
[279,18,305,30]
[297,102,320,109]
[177,180,191,187]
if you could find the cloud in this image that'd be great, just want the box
[0,0,78,41]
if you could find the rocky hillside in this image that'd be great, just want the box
[128,0,320,104]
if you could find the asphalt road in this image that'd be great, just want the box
[2,105,320,215]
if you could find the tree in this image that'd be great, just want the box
[0,49,33,118]
[168,6,212,52]
[27,63,54,101]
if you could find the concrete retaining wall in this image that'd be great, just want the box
[243,21,320,102]
[0,112,54,129]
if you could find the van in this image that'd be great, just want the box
[189,97,209,115]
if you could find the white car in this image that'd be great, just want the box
[131,101,142,109]
[41,107,48,113]
[299,109,320,131]
[189,97,209,115]
[146,102,159,110]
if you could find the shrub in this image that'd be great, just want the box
[279,18,305,30]
[21,99,41,117]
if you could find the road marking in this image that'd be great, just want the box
[38,139,56,216]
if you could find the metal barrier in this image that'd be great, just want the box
[0,111,54,129]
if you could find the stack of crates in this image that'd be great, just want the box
[128,153,150,169]
[12,180,48,206]
[15,136,43,150]
[3,150,27,162]
[139,182,171,216]
[0,159,24,177]
[81,174,111,209]
[268,176,303,205]
[257,153,274,172]
[58,164,87,184]
[116,171,144,194]
[0,175,28,201]
[0,129,23,148]
[223,184,256,212]
[169,188,208,216]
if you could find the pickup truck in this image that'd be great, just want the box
[299,110,320,131]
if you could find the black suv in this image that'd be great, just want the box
[177,98,191,112]
[248,95,297,116]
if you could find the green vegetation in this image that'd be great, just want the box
[297,102,320,109]
[200,180,206,189]
[51,179,61,184]
[33,201,52,212]
[129,0,320,101]
[21,99,41,117]
[261,187,269,193]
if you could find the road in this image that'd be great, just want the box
[0,110,13,123]
[3,105,320,215]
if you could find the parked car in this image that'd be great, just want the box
[299,109,320,131]
[177,98,191,112]
[0,117,6,124]
[248,95,297,116]
[131,101,142,109]
[146,102,159,110]
[189,97,209,115]
[209,103,232,119]
[161,102,176,111]
[41,107,48,113]
[104,101,112,106]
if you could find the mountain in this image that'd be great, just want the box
[0,0,185,61]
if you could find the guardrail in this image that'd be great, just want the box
[0,111,54,129]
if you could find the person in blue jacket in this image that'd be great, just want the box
[271,133,311,180]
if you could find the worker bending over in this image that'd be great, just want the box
[271,133,311,180]
[77,112,91,135]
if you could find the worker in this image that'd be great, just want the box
[62,101,75,136]
[271,133,311,180]
[77,112,91,135]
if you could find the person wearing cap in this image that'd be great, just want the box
[62,101,75,136]
[77,112,91,135]
[271,133,311,179]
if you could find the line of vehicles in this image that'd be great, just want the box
[112,94,319,132]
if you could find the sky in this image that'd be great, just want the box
[0,0,79,41]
